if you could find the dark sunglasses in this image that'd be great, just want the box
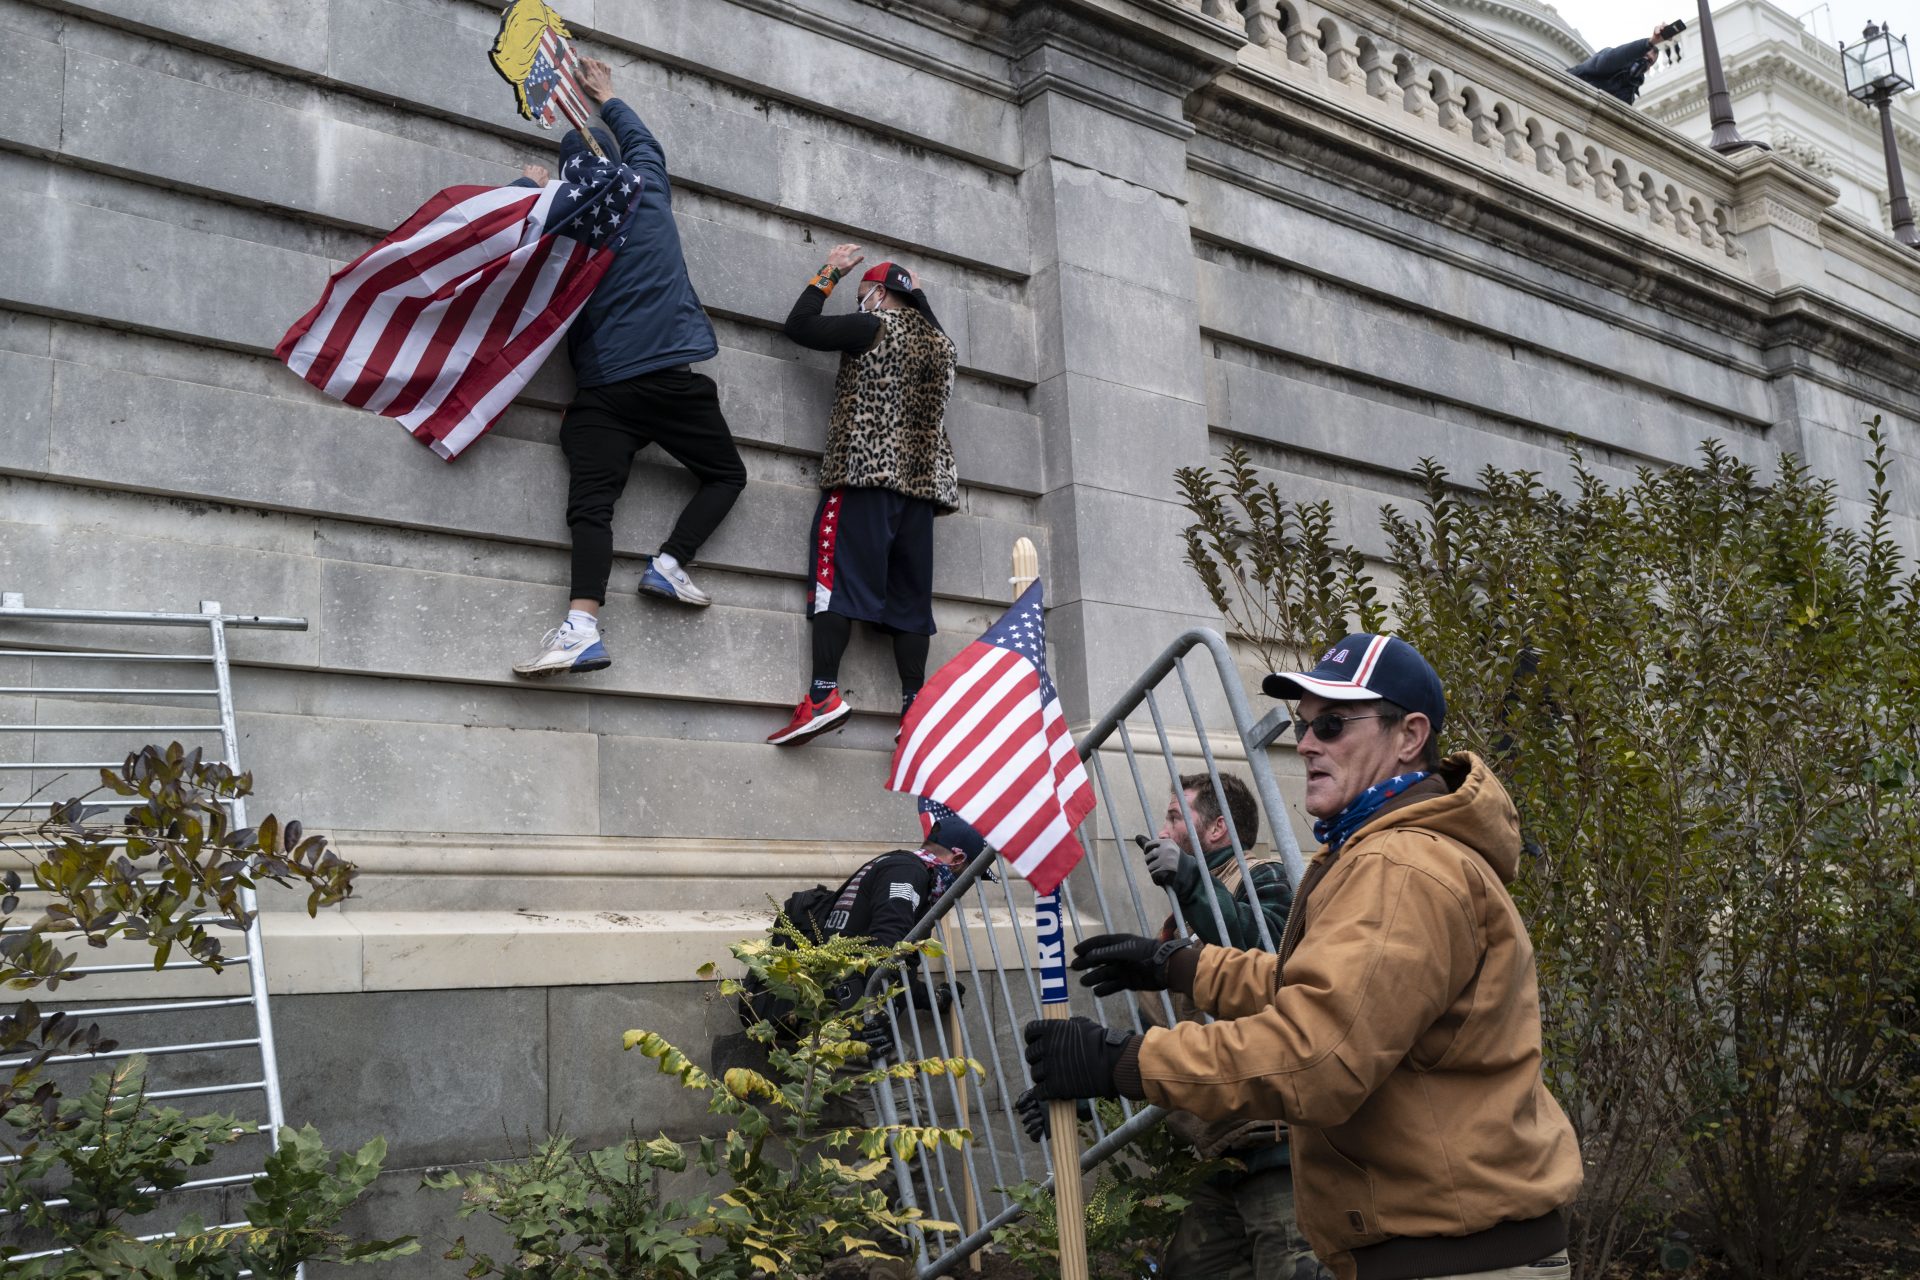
[1292,712,1391,744]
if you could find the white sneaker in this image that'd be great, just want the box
[512,626,611,677]
[639,556,712,608]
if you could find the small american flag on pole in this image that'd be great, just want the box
[888,581,1094,895]
[275,155,641,460]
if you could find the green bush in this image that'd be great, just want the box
[0,1056,415,1277]
[1177,426,1920,1280]
[431,917,977,1278]
[0,742,400,1276]
[3,743,356,1140]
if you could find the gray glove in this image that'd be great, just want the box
[1138,835,1195,889]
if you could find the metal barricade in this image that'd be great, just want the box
[0,595,308,1271]
[866,628,1299,1277]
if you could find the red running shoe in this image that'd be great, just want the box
[766,690,851,746]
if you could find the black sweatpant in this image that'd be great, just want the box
[560,367,746,604]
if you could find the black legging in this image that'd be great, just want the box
[811,612,928,697]
[560,368,746,603]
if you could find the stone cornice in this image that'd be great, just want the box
[1011,0,1249,99]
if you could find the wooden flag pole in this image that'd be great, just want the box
[553,93,606,159]
[1012,536,1090,1280]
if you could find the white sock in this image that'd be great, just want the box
[654,553,682,578]
[563,609,598,634]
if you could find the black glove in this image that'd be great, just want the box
[1021,1016,1136,1101]
[1071,932,1197,997]
[1013,1090,1093,1142]
[856,1011,896,1061]
[1136,834,1194,889]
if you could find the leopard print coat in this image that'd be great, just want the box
[819,307,960,513]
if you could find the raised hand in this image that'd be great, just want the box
[577,57,614,104]
[825,242,865,275]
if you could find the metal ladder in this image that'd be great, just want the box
[0,594,308,1269]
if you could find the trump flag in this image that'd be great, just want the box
[887,581,1094,895]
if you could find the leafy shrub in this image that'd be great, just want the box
[0,1055,414,1277]
[1176,426,1920,1280]
[2,743,357,1138]
[432,917,977,1278]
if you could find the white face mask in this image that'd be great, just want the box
[858,285,885,314]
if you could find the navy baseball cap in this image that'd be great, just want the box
[1262,633,1446,736]
[929,814,987,861]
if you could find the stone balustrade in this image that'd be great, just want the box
[1197,0,1751,266]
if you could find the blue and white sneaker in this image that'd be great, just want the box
[639,556,712,608]
[512,626,610,677]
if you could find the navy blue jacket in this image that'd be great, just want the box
[520,98,717,388]
[1567,39,1654,104]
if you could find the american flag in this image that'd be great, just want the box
[526,28,594,131]
[275,153,641,460]
[889,581,1094,895]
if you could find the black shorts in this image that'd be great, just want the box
[807,486,936,635]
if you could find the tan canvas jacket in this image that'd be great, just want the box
[1134,754,1582,1279]
[1140,852,1287,1161]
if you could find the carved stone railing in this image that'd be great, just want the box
[1185,0,1752,268]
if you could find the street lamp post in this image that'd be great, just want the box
[1841,21,1919,248]
[1696,0,1765,153]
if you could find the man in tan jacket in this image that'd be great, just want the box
[1018,634,1582,1280]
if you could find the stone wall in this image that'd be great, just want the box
[4,0,1918,1262]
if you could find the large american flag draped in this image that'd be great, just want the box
[274,152,641,460]
[888,581,1094,895]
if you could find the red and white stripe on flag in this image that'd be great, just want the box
[537,29,595,129]
[886,581,1094,895]
[275,183,611,460]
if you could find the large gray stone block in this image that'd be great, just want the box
[238,706,600,836]
[1206,355,1642,493]
[1187,164,1767,416]
[1040,485,1214,616]
[596,733,912,843]
[53,0,331,75]
[0,182,322,351]
[1038,158,1198,301]
[1195,258,1773,470]
[587,0,1022,170]
[1040,262,1206,404]
[2,25,62,155]
[0,346,52,473]
[1024,92,1192,200]
[56,44,497,233]
[272,988,548,1167]
[547,981,743,1147]
[1036,371,1209,498]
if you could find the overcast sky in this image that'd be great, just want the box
[1544,0,1900,56]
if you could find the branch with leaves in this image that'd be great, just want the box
[2,742,360,1144]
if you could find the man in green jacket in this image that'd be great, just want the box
[1141,771,1326,1280]
[1143,771,1290,951]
